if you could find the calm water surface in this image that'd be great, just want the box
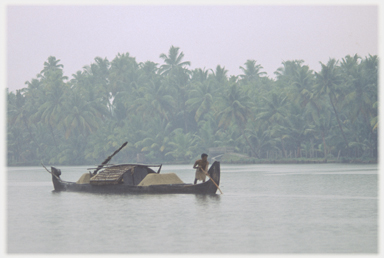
[7,163,378,253]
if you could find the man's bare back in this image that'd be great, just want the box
[193,153,209,184]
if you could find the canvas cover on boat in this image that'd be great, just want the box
[122,166,154,186]
[90,165,135,185]
[76,173,91,184]
[137,173,184,186]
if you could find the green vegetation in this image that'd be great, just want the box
[7,47,378,166]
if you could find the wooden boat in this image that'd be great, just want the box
[49,161,221,194]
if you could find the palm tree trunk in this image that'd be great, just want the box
[321,131,327,158]
[329,93,349,147]
[297,142,301,158]
[49,123,58,149]
[23,117,34,143]
[240,127,259,158]
[281,137,287,158]
[310,138,314,158]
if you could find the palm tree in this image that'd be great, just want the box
[288,64,315,108]
[53,133,87,165]
[34,81,67,148]
[139,61,159,82]
[62,91,103,138]
[370,101,378,131]
[274,60,305,80]
[71,64,111,120]
[257,91,289,125]
[257,91,291,157]
[159,46,191,75]
[239,59,266,83]
[194,117,218,155]
[109,53,140,96]
[216,80,258,157]
[212,65,228,85]
[341,54,377,130]
[165,128,197,162]
[191,68,211,83]
[186,77,214,122]
[132,79,175,122]
[7,126,27,164]
[246,124,276,159]
[85,121,118,163]
[40,56,64,75]
[134,118,173,161]
[159,47,192,132]
[315,58,349,147]
[284,104,315,158]
[83,57,111,104]
[8,90,34,143]
[93,56,110,82]
[23,78,43,106]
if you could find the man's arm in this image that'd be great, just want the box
[193,160,199,169]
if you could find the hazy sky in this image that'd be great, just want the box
[6,3,379,92]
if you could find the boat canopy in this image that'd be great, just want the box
[86,164,160,186]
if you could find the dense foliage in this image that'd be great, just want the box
[7,46,378,165]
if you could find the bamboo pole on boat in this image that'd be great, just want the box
[93,142,128,175]
[204,171,223,194]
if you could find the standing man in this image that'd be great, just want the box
[193,153,209,184]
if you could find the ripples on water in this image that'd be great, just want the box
[7,164,378,253]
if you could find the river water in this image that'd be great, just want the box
[6,163,378,254]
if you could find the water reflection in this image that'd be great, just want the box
[194,194,221,205]
[8,164,377,253]
[51,190,62,194]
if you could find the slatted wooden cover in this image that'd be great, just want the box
[90,165,134,185]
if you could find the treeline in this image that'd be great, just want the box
[7,46,378,166]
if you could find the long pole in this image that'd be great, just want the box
[205,172,223,194]
[93,142,128,175]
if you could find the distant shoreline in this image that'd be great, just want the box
[6,157,378,167]
[212,152,378,165]
[218,159,378,165]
